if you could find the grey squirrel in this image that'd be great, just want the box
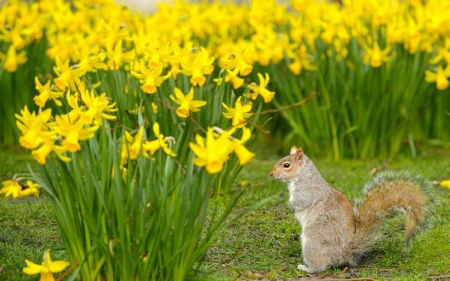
[270,147,430,273]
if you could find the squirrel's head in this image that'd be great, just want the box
[269,146,304,182]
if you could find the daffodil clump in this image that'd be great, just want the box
[0,0,282,279]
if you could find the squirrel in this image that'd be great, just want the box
[269,147,430,274]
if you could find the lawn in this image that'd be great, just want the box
[1,142,449,281]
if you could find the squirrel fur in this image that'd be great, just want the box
[269,147,430,273]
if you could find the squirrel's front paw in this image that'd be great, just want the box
[297,264,309,272]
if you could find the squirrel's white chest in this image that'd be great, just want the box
[294,209,309,228]
[288,182,310,227]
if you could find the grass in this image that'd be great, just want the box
[1,143,450,280]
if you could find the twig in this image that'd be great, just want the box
[428,275,450,280]
[0,265,5,274]
[254,91,317,116]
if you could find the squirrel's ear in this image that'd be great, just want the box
[290,146,297,155]
[295,149,304,162]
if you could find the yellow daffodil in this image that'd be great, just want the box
[247,73,275,103]
[0,180,22,198]
[106,39,135,70]
[189,127,234,174]
[34,77,64,107]
[20,180,40,197]
[222,97,253,128]
[439,180,450,189]
[363,41,391,68]
[232,127,255,165]
[218,46,254,76]
[16,106,54,150]
[31,137,71,165]
[142,122,177,157]
[121,126,144,164]
[180,47,215,86]
[53,56,85,91]
[23,250,69,281]
[75,45,108,73]
[214,68,245,89]
[425,65,450,90]
[54,115,99,152]
[0,44,27,72]
[80,90,117,125]
[131,62,171,94]
[170,87,207,118]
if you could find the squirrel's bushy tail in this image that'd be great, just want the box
[351,171,430,256]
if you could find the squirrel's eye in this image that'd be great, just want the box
[283,162,291,168]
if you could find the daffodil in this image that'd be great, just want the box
[214,68,245,89]
[0,180,22,198]
[440,180,450,189]
[34,77,64,107]
[54,115,99,152]
[363,41,391,68]
[20,180,40,197]
[170,87,207,118]
[222,97,253,128]
[428,38,450,65]
[180,47,215,86]
[31,137,71,165]
[53,56,85,91]
[231,127,255,165]
[106,39,135,70]
[425,65,450,90]
[121,126,144,164]
[142,122,177,157]
[247,73,275,103]
[23,250,69,281]
[80,90,117,125]
[218,46,254,76]
[189,127,234,174]
[16,106,54,150]
[131,62,171,94]
[0,44,27,72]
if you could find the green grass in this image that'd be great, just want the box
[1,144,450,280]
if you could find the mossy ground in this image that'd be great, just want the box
[1,144,449,280]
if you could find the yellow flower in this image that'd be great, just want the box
[189,127,234,174]
[121,126,144,164]
[142,122,177,157]
[440,180,450,189]
[53,56,85,91]
[218,45,254,76]
[0,180,22,198]
[54,115,99,152]
[425,65,450,90]
[34,77,64,107]
[214,68,245,89]
[31,137,71,165]
[20,180,40,197]
[170,87,207,118]
[247,73,275,103]
[222,97,253,128]
[363,41,391,68]
[16,106,53,150]
[80,90,117,125]
[23,250,69,281]
[0,44,27,72]
[106,39,135,70]
[131,62,171,94]
[180,47,215,86]
[232,127,255,165]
